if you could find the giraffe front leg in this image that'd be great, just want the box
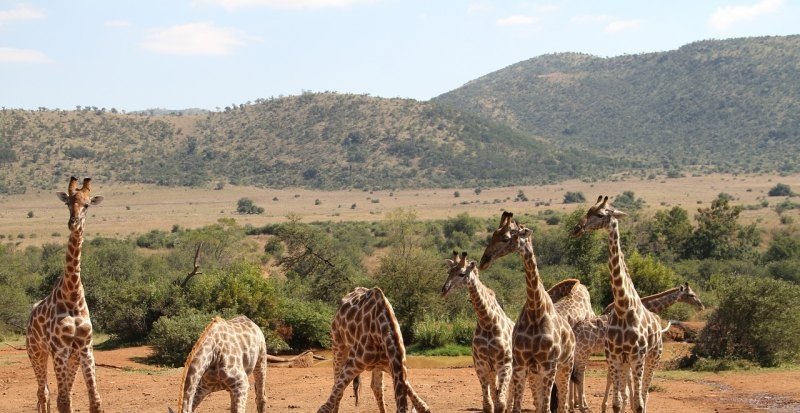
[230,377,250,413]
[254,350,268,413]
[494,360,512,413]
[555,362,572,413]
[601,365,612,413]
[640,347,662,412]
[27,344,50,413]
[79,346,102,413]
[474,360,494,413]
[629,356,646,413]
[370,370,387,413]
[317,357,362,413]
[608,361,627,413]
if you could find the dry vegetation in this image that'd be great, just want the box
[1,172,796,248]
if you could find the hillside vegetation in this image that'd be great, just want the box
[435,35,800,175]
[0,94,612,194]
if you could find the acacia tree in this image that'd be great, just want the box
[683,195,760,260]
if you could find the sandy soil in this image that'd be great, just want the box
[2,344,799,413]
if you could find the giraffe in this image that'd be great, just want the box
[479,211,575,413]
[441,251,514,413]
[570,195,665,413]
[26,177,104,413]
[572,283,705,412]
[168,315,267,413]
[548,278,594,328]
[318,286,430,413]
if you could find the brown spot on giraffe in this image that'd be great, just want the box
[26,177,104,413]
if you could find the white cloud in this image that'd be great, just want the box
[605,19,641,33]
[0,47,50,63]
[200,0,373,10]
[104,19,132,28]
[708,0,783,30]
[141,22,250,56]
[533,4,558,13]
[496,15,540,26]
[571,14,613,24]
[0,5,44,25]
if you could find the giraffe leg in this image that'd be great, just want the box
[508,363,526,413]
[601,365,612,413]
[555,361,572,413]
[317,357,363,413]
[629,356,646,413]
[370,369,387,413]
[406,382,431,413]
[27,342,50,413]
[190,384,213,412]
[254,349,268,413]
[474,359,494,413]
[494,359,512,413]
[53,350,76,413]
[229,375,250,413]
[641,346,662,411]
[539,363,557,413]
[79,345,102,413]
[608,361,627,413]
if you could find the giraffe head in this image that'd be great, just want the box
[478,211,519,270]
[441,251,478,296]
[569,195,627,237]
[56,177,104,232]
[677,282,705,310]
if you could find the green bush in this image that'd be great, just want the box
[563,191,586,204]
[279,300,333,350]
[451,316,474,346]
[768,183,792,197]
[148,309,221,367]
[694,276,800,366]
[413,316,454,350]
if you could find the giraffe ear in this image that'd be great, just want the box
[445,259,456,267]
[611,209,627,219]
[90,195,104,206]
[56,192,69,204]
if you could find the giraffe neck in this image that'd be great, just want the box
[641,287,682,313]
[61,227,85,296]
[607,218,641,317]
[466,275,501,329]
[519,240,554,319]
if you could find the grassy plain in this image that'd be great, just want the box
[0,172,797,247]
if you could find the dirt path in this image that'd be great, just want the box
[1,345,799,412]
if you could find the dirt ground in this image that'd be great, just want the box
[2,344,800,413]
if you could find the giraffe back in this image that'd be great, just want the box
[552,280,594,327]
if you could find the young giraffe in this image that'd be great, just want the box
[571,283,705,412]
[479,212,575,413]
[26,177,104,413]
[318,287,430,413]
[570,195,665,413]
[442,251,514,413]
[548,278,594,328]
[168,316,267,413]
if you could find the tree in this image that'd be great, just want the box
[563,191,586,204]
[683,195,760,260]
[613,191,645,211]
[642,206,692,259]
[236,198,264,214]
[768,183,793,197]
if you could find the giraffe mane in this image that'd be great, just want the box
[177,316,226,412]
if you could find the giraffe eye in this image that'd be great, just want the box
[502,235,511,242]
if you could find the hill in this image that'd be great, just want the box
[0,93,613,193]
[434,35,800,175]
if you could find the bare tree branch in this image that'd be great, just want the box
[180,242,203,289]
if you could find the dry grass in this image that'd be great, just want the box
[0,172,797,247]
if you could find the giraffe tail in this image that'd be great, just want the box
[352,374,360,406]
[661,320,675,334]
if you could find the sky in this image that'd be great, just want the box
[0,0,798,111]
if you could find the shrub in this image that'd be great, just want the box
[413,316,454,350]
[278,300,333,350]
[694,276,800,366]
[768,183,792,197]
[450,316,474,346]
[149,309,221,367]
[563,191,585,204]
[236,197,264,214]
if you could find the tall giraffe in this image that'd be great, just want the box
[26,177,104,413]
[442,251,514,413]
[479,212,575,413]
[318,287,430,413]
[168,316,267,413]
[570,195,665,413]
[572,283,705,412]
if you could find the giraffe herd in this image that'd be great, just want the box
[25,179,704,413]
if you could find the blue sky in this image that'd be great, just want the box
[1,0,797,111]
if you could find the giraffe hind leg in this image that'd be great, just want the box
[79,346,102,413]
[53,350,77,413]
[27,344,50,413]
[370,370,386,413]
